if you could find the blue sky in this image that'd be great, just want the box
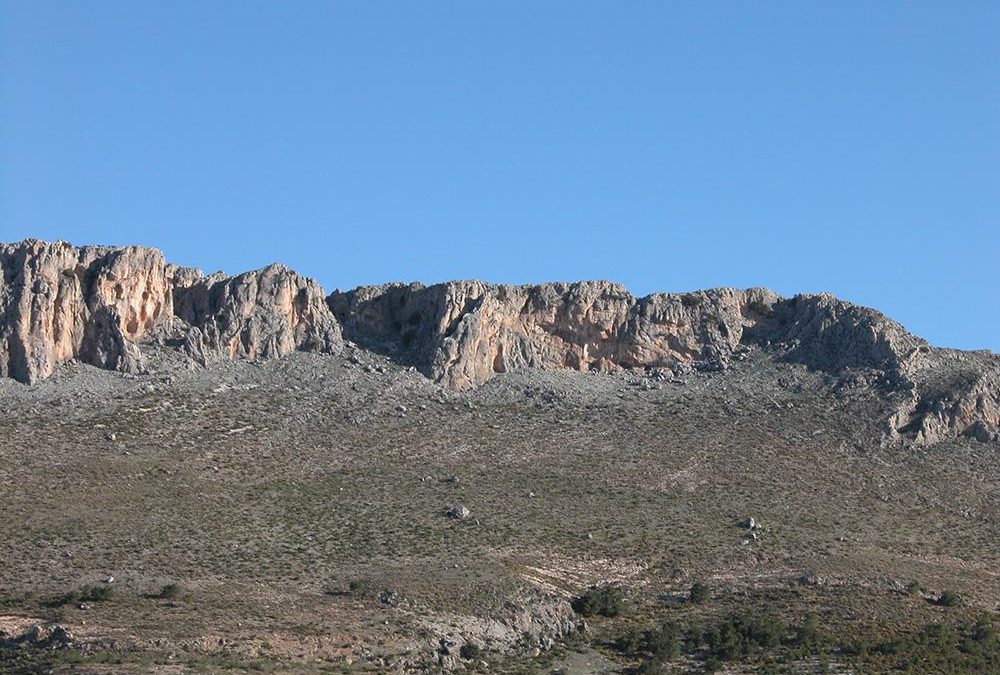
[1,2,997,350]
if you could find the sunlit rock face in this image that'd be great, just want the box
[0,240,340,381]
[0,240,172,383]
[2,238,996,446]
[330,280,781,389]
[172,263,342,365]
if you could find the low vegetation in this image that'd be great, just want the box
[571,585,625,617]
[687,581,710,604]
[47,584,114,607]
[155,583,182,599]
[612,610,1000,674]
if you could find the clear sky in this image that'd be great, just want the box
[1,3,997,351]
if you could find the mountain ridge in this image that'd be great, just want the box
[2,238,997,444]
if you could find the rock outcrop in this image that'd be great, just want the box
[1,239,996,446]
[173,264,341,365]
[0,240,172,383]
[0,240,340,382]
[886,354,1000,444]
[329,281,781,389]
[329,281,930,390]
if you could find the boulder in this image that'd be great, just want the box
[447,505,471,519]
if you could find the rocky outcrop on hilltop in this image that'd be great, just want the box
[1,239,996,445]
[763,293,927,375]
[0,240,172,383]
[331,279,998,444]
[329,281,928,390]
[173,264,341,366]
[886,355,1000,444]
[0,240,340,382]
[329,281,780,389]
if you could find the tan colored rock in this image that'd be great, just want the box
[0,240,172,382]
[2,238,996,446]
[330,281,780,389]
[173,263,341,365]
[0,240,341,381]
[887,355,1000,444]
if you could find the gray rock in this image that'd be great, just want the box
[447,505,471,519]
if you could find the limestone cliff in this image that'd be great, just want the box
[329,281,781,389]
[0,240,171,383]
[0,240,340,381]
[173,264,341,365]
[1,239,996,445]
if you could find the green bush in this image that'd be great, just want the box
[348,580,369,596]
[80,585,114,601]
[571,585,624,617]
[646,621,682,660]
[703,613,785,661]
[157,583,182,599]
[688,581,710,604]
[49,584,114,606]
[459,642,481,660]
[937,590,963,607]
[797,612,827,653]
[610,608,1000,673]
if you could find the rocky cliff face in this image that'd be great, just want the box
[329,281,782,389]
[0,240,172,383]
[0,240,340,382]
[173,264,341,366]
[329,281,937,389]
[1,239,996,445]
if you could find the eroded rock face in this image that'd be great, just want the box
[418,596,578,659]
[887,356,1000,445]
[173,264,341,365]
[0,240,172,383]
[0,240,340,381]
[763,293,927,374]
[330,281,781,389]
[2,238,996,446]
[330,281,933,390]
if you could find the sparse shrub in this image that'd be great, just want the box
[81,585,114,601]
[348,579,369,596]
[797,612,826,652]
[459,642,481,660]
[972,616,997,645]
[646,621,682,660]
[46,589,81,607]
[688,581,710,604]
[571,585,624,617]
[616,627,645,654]
[703,613,785,661]
[906,579,924,596]
[937,590,963,607]
[611,609,1000,672]
[157,583,182,599]
[49,585,113,606]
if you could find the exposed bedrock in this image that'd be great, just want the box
[0,240,171,383]
[173,264,341,365]
[0,240,340,381]
[2,239,997,445]
[328,282,931,389]
[329,281,781,389]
